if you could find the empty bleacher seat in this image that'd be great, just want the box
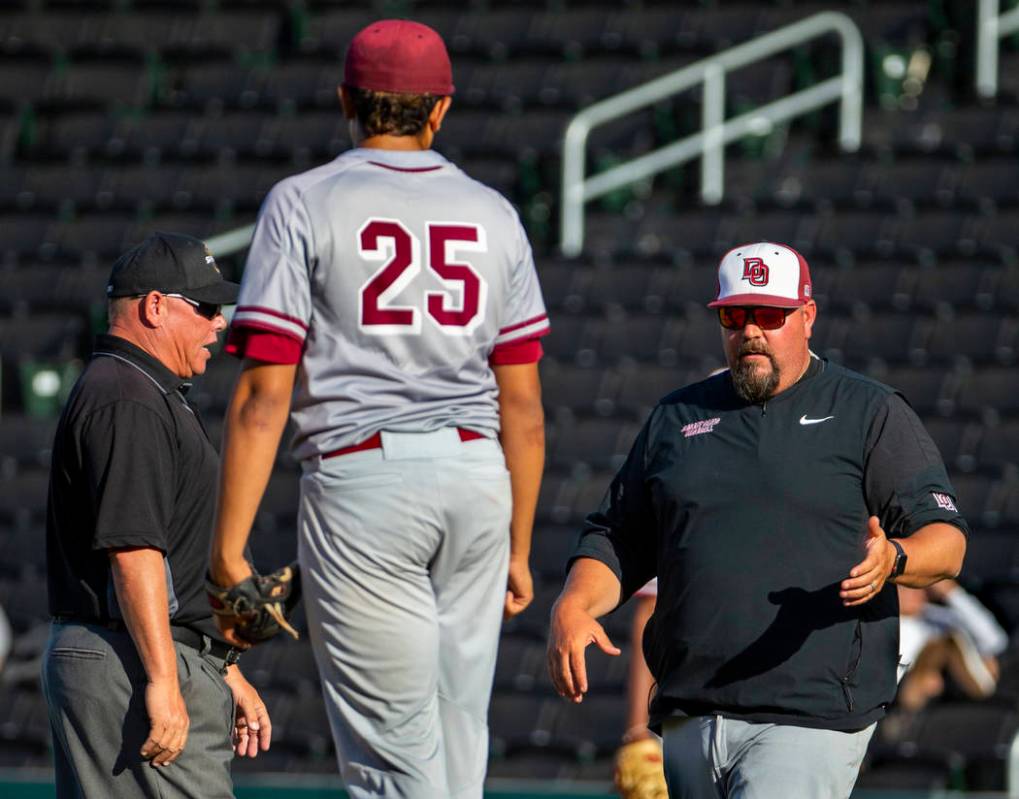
[552,693,627,757]
[961,532,1019,588]
[899,702,1019,791]
[548,416,640,472]
[923,417,978,470]
[529,525,580,581]
[0,311,85,361]
[0,53,52,104]
[829,310,931,367]
[0,415,56,472]
[539,362,618,417]
[827,260,915,313]
[493,633,548,693]
[913,260,998,312]
[44,52,151,108]
[900,208,978,255]
[160,54,268,110]
[926,312,1016,366]
[261,56,344,110]
[974,419,1019,472]
[957,368,1019,417]
[2,164,103,209]
[957,160,1019,207]
[489,693,560,754]
[871,161,958,207]
[855,755,953,792]
[46,211,137,259]
[949,473,1000,532]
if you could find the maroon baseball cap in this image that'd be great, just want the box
[707,242,813,309]
[344,20,455,96]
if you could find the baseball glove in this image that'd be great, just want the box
[206,563,301,645]
[614,738,668,799]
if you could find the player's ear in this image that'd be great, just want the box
[801,299,817,340]
[429,96,452,132]
[338,85,356,120]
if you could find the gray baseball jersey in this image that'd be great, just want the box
[228,147,549,461]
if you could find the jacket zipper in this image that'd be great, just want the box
[841,620,864,712]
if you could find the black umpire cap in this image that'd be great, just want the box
[106,232,241,305]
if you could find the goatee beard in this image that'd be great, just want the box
[731,348,780,404]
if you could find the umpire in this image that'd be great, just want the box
[548,242,968,798]
[44,233,270,798]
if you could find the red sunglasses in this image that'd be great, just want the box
[718,306,794,331]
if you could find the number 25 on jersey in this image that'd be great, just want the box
[358,218,489,336]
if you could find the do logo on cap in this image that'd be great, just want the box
[708,242,812,309]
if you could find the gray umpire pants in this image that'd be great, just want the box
[42,621,236,799]
[662,715,876,799]
[298,429,512,799]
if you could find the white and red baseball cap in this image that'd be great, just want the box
[344,20,455,96]
[707,242,812,309]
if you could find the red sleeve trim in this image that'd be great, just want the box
[235,304,310,331]
[225,327,303,365]
[499,313,549,335]
[229,319,305,344]
[489,338,543,365]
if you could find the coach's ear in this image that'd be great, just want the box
[338,85,356,119]
[429,96,452,133]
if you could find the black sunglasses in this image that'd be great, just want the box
[164,293,223,321]
[718,306,794,331]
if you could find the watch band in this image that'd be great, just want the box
[889,538,907,579]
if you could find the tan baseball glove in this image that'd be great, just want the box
[206,562,301,645]
[614,737,668,799]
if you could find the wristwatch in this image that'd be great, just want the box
[889,539,908,580]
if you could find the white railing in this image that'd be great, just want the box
[1010,718,1019,798]
[977,0,1019,98]
[205,223,256,258]
[559,11,864,257]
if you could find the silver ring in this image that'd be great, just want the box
[870,582,878,592]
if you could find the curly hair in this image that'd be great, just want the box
[347,86,441,137]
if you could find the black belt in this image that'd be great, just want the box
[169,625,241,666]
[52,616,240,666]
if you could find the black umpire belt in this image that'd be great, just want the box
[52,616,241,667]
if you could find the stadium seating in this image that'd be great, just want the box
[0,0,1017,791]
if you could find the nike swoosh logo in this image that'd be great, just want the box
[800,415,835,425]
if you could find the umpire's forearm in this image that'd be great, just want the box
[210,361,294,585]
[494,363,545,562]
[109,546,178,683]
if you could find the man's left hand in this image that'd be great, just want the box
[841,516,897,607]
[223,666,271,757]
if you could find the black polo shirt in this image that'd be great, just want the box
[572,357,969,732]
[47,334,221,639]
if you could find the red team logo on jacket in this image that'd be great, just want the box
[741,257,769,286]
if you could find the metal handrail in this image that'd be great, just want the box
[977,0,1019,98]
[205,223,256,258]
[559,11,864,257]
[1010,720,1019,799]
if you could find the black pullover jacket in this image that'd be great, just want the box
[572,357,969,731]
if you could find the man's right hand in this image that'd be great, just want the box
[140,678,190,766]
[547,598,621,703]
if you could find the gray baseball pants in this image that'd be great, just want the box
[298,429,512,799]
[42,621,235,799]
[662,715,876,799]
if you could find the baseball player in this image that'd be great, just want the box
[208,19,548,799]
